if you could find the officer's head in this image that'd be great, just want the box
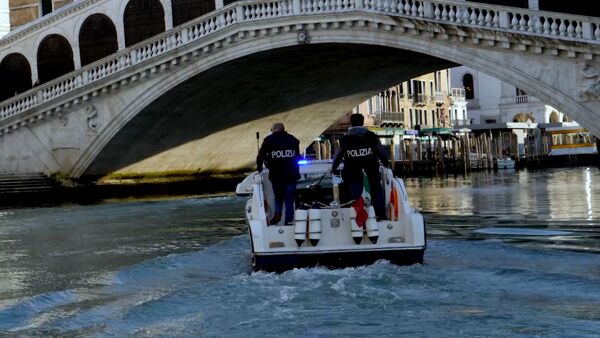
[350,114,364,127]
[271,123,285,132]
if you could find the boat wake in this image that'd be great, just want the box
[1,237,599,337]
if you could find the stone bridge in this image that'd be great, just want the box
[1,0,600,178]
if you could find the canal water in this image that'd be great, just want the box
[0,167,599,337]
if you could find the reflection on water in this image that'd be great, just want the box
[405,167,600,253]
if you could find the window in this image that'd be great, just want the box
[462,73,474,99]
[515,87,527,96]
[40,0,52,16]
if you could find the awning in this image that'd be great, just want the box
[419,127,453,135]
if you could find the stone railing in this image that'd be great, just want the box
[434,91,445,102]
[451,119,470,126]
[0,5,240,123]
[411,93,429,105]
[2,0,600,127]
[375,111,404,124]
[499,95,541,105]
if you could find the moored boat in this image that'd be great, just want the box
[496,155,516,169]
[236,160,426,272]
[539,123,599,166]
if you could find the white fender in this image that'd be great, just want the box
[294,209,308,247]
[350,207,363,245]
[366,206,379,244]
[308,209,322,246]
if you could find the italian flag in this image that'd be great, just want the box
[362,172,371,206]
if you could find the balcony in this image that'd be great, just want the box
[375,111,404,126]
[499,95,541,105]
[451,119,471,126]
[434,91,446,103]
[410,93,429,106]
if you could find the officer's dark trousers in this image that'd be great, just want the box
[347,169,386,219]
[272,180,296,223]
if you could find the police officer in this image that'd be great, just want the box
[257,123,301,225]
[331,114,389,220]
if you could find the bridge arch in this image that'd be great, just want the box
[79,14,119,66]
[37,34,75,84]
[0,53,32,102]
[71,22,600,176]
[123,0,168,47]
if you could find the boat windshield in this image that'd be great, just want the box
[295,173,341,208]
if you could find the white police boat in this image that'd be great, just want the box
[236,160,426,272]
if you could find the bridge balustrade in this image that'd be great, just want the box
[2,0,600,132]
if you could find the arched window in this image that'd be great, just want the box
[37,34,74,84]
[124,0,165,47]
[79,14,118,66]
[0,53,32,102]
[549,111,560,123]
[462,73,474,99]
[391,90,397,112]
[172,0,215,26]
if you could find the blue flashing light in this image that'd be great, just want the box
[298,160,308,165]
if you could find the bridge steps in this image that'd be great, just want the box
[0,173,58,194]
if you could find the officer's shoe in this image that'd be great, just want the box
[269,213,282,225]
[284,221,294,226]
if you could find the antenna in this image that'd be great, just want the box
[256,132,260,153]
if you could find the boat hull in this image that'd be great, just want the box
[253,248,425,272]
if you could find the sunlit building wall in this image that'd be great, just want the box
[8,0,73,29]
[354,69,465,131]
[0,0,9,38]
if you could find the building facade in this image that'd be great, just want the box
[354,70,466,133]
[450,65,568,126]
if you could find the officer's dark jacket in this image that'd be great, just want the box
[257,131,301,182]
[331,126,389,181]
